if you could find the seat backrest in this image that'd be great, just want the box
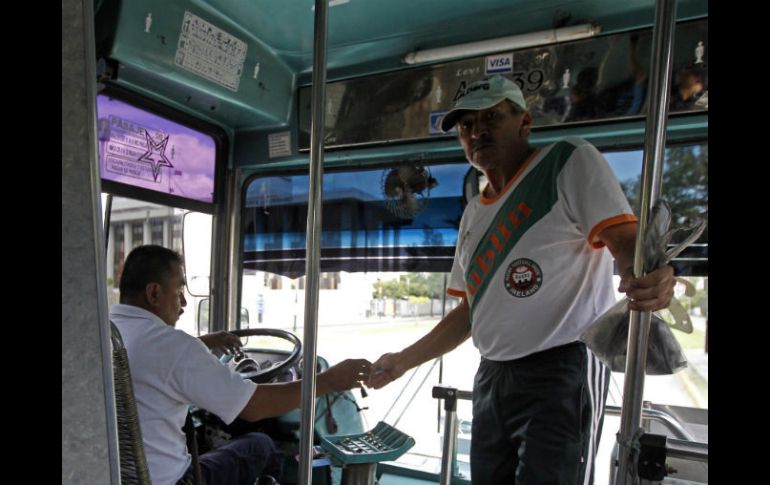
[111,321,153,485]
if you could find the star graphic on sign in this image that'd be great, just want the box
[139,131,174,181]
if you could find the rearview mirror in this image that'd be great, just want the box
[197,298,210,335]
[197,299,250,334]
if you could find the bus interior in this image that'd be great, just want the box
[63,0,708,484]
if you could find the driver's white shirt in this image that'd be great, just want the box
[110,304,257,485]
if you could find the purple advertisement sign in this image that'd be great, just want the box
[96,95,217,203]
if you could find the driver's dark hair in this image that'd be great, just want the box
[119,245,184,301]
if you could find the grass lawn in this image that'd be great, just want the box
[673,327,706,350]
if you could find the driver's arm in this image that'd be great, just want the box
[238,358,370,422]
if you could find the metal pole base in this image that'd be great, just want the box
[341,463,377,485]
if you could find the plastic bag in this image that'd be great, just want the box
[579,199,707,375]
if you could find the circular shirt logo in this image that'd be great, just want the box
[504,258,543,298]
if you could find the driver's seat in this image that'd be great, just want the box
[110,320,152,485]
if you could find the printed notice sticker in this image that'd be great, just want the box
[268,131,292,158]
[175,11,248,92]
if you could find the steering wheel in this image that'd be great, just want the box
[227,328,302,384]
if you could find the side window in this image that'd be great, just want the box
[103,195,211,337]
[604,144,708,411]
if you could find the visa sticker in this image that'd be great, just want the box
[429,110,455,135]
[485,53,513,75]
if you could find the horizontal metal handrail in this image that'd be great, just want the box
[436,391,707,470]
[455,390,473,401]
[604,405,696,441]
[666,438,708,463]
[440,393,699,443]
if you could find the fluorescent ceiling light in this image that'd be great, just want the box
[402,23,601,65]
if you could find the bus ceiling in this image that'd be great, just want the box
[94,0,707,145]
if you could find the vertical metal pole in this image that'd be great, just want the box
[614,0,676,483]
[210,168,238,333]
[439,392,458,485]
[437,275,447,433]
[298,0,329,483]
[225,168,243,331]
[104,194,113,251]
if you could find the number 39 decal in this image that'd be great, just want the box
[511,70,544,92]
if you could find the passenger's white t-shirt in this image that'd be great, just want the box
[110,304,257,485]
[448,138,636,361]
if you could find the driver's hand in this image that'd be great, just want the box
[199,331,243,355]
[319,359,372,394]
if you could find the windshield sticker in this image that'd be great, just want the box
[96,95,217,203]
[103,115,173,183]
